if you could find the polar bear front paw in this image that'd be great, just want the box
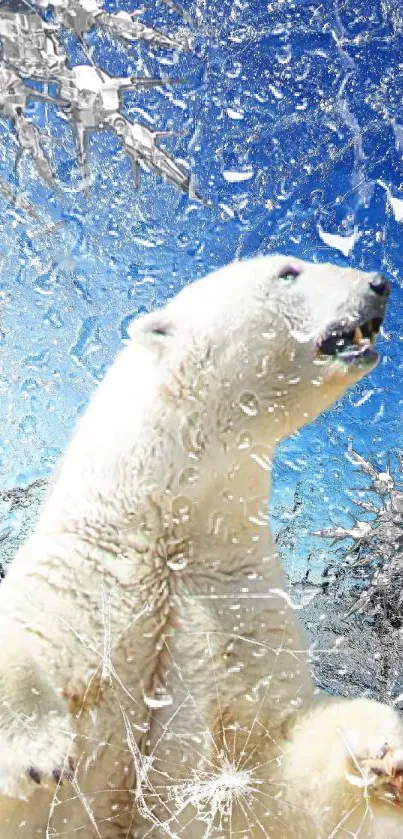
[0,714,76,797]
[283,695,403,835]
[353,744,403,803]
[0,641,76,797]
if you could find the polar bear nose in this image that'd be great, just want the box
[369,275,390,298]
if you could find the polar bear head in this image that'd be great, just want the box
[44,255,389,531]
[130,255,389,452]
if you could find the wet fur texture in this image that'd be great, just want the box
[0,255,401,838]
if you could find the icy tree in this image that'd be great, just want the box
[0,479,47,572]
[318,449,403,628]
[273,450,403,702]
[294,449,403,704]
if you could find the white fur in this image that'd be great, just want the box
[0,255,401,838]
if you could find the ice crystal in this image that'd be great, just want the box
[0,0,195,214]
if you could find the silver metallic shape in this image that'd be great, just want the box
[0,66,59,188]
[0,6,67,78]
[14,112,57,190]
[96,9,191,52]
[0,2,199,206]
[36,0,191,51]
[56,64,186,191]
[108,112,195,195]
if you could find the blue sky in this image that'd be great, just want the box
[1,0,403,572]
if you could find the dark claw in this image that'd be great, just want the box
[376,743,389,760]
[52,768,63,784]
[64,756,75,782]
[392,759,403,776]
[28,767,42,784]
[370,765,387,777]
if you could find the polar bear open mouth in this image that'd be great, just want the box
[318,315,383,360]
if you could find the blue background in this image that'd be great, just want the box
[1,0,403,577]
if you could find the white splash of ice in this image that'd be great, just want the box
[317,226,358,256]
[223,168,254,182]
[377,179,403,221]
[388,193,403,222]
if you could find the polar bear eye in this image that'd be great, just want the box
[147,317,174,338]
[151,324,170,336]
[278,265,301,281]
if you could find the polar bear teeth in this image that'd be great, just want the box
[318,316,383,357]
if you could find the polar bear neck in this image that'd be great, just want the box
[34,339,299,586]
[40,435,276,579]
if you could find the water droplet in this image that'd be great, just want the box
[167,554,188,571]
[237,431,251,449]
[143,692,173,709]
[223,168,254,182]
[44,307,64,329]
[171,495,192,521]
[132,721,149,734]
[250,445,272,471]
[248,511,268,527]
[180,411,204,455]
[208,511,225,536]
[238,391,259,417]
[179,467,199,485]
[256,355,270,378]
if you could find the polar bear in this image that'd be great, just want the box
[0,254,401,839]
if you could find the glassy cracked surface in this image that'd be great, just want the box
[1,0,403,812]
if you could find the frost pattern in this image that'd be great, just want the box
[318,450,403,628]
[297,450,403,705]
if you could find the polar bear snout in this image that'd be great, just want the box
[317,281,388,364]
[368,274,390,298]
[318,306,385,358]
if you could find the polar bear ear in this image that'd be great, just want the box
[127,310,174,348]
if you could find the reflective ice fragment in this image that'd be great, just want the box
[317,225,358,256]
[108,112,195,196]
[0,6,67,78]
[97,10,191,52]
[36,0,191,51]
[222,168,254,182]
[226,107,244,119]
[0,67,60,189]
[0,2,197,203]
[388,193,403,222]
